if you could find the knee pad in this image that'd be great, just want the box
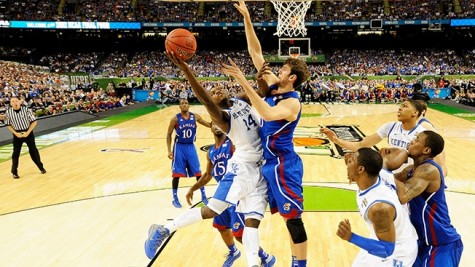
[286,218,307,244]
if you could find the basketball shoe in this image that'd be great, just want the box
[222,250,241,267]
[144,224,170,259]
[172,198,182,208]
[261,255,276,267]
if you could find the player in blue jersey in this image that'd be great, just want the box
[185,123,275,267]
[145,51,274,267]
[231,2,311,266]
[166,98,211,208]
[394,131,463,266]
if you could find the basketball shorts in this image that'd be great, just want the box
[171,142,201,177]
[413,239,463,267]
[213,205,245,238]
[209,157,268,220]
[262,154,304,219]
[353,239,417,267]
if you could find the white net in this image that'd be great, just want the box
[270,0,312,37]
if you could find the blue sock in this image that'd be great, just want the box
[227,243,238,253]
[200,187,206,196]
[297,259,307,267]
[258,248,269,260]
[172,189,178,198]
[292,256,298,267]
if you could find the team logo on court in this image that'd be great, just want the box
[293,126,331,156]
[323,125,367,158]
[283,203,291,211]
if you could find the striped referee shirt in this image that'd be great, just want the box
[4,106,36,131]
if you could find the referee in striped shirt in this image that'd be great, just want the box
[4,97,46,179]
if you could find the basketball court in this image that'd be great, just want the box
[0,102,473,266]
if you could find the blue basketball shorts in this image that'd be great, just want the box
[413,239,463,267]
[262,154,304,219]
[171,142,201,177]
[213,205,245,238]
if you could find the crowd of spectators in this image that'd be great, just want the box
[30,47,475,77]
[38,52,104,73]
[315,0,384,21]
[0,60,135,125]
[1,53,475,126]
[329,48,472,76]
[0,0,474,22]
[459,0,475,18]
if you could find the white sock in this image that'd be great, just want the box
[164,208,203,233]
[243,227,260,267]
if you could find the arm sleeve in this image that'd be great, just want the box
[349,233,395,258]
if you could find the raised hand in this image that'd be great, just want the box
[165,51,188,71]
[234,0,250,17]
[256,62,272,81]
[221,57,248,85]
[320,127,338,143]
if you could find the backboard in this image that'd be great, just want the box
[278,37,311,58]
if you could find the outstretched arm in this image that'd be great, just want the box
[222,58,299,121]
[186,152,213,205]
[320,127,383,152]
[234,0,279,85]
[195,113,211,128]
[166,51,229,132]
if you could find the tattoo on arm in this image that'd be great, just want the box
[372,207,393,235]
[401,164,435,201]
[369,203,395,242]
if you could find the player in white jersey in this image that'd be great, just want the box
[145,51,271,267]
[337,148,418,267]
[321,98,447,174]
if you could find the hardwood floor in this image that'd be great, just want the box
[0,103,473,267]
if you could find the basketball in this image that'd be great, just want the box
[165,28,197,61]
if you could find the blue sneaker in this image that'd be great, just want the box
[222,250,241,267]
[144,224,170,259]
[261,255,276,267]
[201,195,209,205]
[172,198,182,208]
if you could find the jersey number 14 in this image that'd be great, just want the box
[243,114,257,131]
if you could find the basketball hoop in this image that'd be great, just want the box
[271,0,312,37]
[289,46,300,59]
[290,53,300,59]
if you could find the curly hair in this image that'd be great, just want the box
[285,58,310,89]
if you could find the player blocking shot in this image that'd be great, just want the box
[145,50,274,267]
